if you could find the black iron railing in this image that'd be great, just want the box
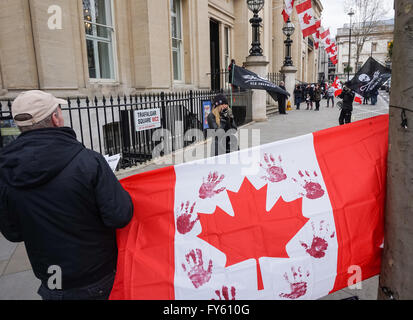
[0,89,252,170]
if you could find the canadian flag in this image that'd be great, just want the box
[282,0,295,23]
[296,0,321,37]
[110,115,388,300]
[330,55,338,65]
[332,76,343,97]
[354,94,363,104]
[314,27,321,50]
[319,27,339,65]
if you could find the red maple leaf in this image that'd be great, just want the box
[303,13,312,25]
[197,178,309,291]
[325,38,331,45]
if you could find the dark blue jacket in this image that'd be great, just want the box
[0,127,133,290]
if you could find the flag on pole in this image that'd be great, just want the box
[282,0,295,23]
[314,27,321,50]
[296,0,320,37]
[346,57,392,97]
[110,115,388,300]
[319,27,338,65]
[354,94,363,104]
[332,76,343,97]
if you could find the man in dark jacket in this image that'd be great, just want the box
[338,85,355,125]
[277,81,287,114]
[0,90,133,300]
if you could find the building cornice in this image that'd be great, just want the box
[208,1,236,21]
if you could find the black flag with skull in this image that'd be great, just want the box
[346,57,391,97]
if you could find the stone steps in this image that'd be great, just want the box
[266,104,278,117]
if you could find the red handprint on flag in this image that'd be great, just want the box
[181,249,213,288]
[212,286,236,300]
[260,153,287,183]
[176,201,199,235]
[300,220,336,259]
[199,172,226,199]
[279,267,310,299]
[293,170,325,200]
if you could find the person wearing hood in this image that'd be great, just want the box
[207,93,238,156]
[0,90,133,300]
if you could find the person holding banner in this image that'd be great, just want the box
[0,90,133,300]
[207,93,238,156]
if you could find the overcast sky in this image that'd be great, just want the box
[320,0,395,37]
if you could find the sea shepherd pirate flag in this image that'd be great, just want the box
[346,57,391,97]
[110,114,388,300]
[231,65,290,103]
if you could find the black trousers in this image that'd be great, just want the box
[339,109,352,125]
[278,99,286,114]
[37,271,116,300]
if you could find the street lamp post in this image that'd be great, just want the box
[347,9,354,81]
[247,0,265,56]
[282,17,295,66]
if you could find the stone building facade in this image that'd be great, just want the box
[0,0,323,99]
[336,18,394,75]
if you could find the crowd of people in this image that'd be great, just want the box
[292,82,334,111]
[292,81,379,111]
[290,80,380,126]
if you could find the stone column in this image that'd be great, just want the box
[280,65,297,105]
[243,55,269,122]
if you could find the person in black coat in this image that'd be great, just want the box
[294,84,302,110]
[338,85,355,125]
[0,91,133,300]
[278,81,287,114]
[207,93,238,156]
[305,85,314,110]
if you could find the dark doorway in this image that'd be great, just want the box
[210,19,220,91]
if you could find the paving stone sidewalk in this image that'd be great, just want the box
[0,93,389,300]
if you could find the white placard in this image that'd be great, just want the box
[134,108,161,132]
[104,154,121,172]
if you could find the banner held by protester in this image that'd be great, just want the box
[346,57,391,98]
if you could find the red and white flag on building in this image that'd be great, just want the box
[282,0,295,23]
[109,115,388,300]
[319,27,338,65]
[296,0,320,37]
[314,27,321,49]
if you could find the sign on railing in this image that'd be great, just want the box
[134,108,161,132]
